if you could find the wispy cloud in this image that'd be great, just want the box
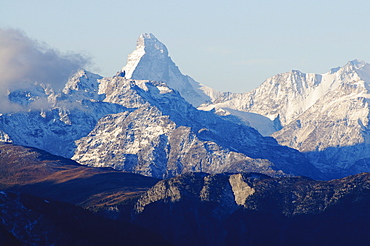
[0,28,91,112]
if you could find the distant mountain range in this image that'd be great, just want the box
[206,59,370,177]
[0,34,322,180]
[3,33,370,179]
[0,143,368,245]
[1,32,370,245]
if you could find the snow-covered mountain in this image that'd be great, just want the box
[0,33,322,179]
[0,69,128,157]
[3,32,370,179]
[209,64,344,127]
[272,60,370,175]
[211,60,370,177]
[121,33,219,107]
[198,104,280,136]
[72,75,319,179]
[120,33,278,135]
[0,72,318,179]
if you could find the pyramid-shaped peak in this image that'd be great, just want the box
[135,33,168,54]
[120,33,216,107]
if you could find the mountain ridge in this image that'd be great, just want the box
[0,142,368,245]
[73,76,320,179]
[0,142,159,209]
[209,59,370,177]
[1,33,369,180]
[130,171,370,246]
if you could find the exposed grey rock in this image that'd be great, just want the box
[0,70,128,158]
[73,76,319,179]
[131,172,370,246]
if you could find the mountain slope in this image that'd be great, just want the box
[268,61,370,176]
[210,60,370,177]
[123,33,281,136]
[0,69,319,180]
[72,76,320,179]
[0,143,159,209]
[272,63,370,176]
[0,70,128,158]
[131,172,370,246]
[0,34,320,180]
[210,65,343,126]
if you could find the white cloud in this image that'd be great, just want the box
[0,28,90,112]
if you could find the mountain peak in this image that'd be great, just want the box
[120,33,169,81]
[139,32,156,39]
[120,34,217,107]
[340,59,368,72]
[138,33,157,43]
[348,59,366,67]
[136,33,168,55]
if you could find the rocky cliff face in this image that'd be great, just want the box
[72,76,319,179]
[0,70,127,158]
[131,172,370,246]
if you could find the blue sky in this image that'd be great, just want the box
[2,0,370,92]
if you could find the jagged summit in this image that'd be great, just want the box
[120,33,170,81]
[337,59,367,73]
[61,69,103,101]
[210,60,370,126]
[205,59,370,176]
[346,59,367,68]
[120,33,219,107]
[139,32,155,39]
[136,33,168,54]
[121,33,169,80]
